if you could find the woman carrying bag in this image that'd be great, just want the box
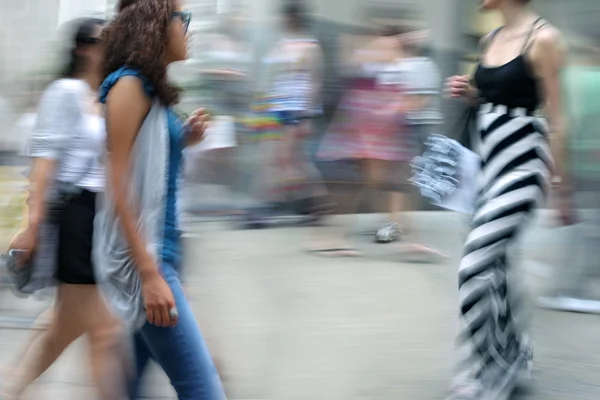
[1,17,126,400]
[443,0,574,399]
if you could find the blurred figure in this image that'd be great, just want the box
[445,0,572,398]
[539,43,600,311]
[184,9,254,214]
[374,28,444,253]
[313,26,410,255]
[1,17,126,400]
[97,0,225,398]
[201,10,253,118]
[250,0,328,225]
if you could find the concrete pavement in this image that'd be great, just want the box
[1,212,599,399]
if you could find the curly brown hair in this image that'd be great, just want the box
[101,0,181,105]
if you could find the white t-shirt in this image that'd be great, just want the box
[28,79,105,192]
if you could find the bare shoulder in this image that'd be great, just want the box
[530,23,566,63]
[105,76,152,110]
[528,23,566,75]
[535,23,564,48]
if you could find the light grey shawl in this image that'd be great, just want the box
[94,99,168,329]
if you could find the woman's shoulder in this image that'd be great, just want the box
[99,66,155,103]
[528,22,565,64]
[532,22,562,47]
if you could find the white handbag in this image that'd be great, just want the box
[410,134,480,214]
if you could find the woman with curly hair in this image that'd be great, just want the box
[94,0,225,398]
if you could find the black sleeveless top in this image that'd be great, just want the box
[474,18,546,111]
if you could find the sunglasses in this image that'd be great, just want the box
[77,36,101,45]
[172,11,192,34]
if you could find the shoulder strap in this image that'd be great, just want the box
[481,27,503,54]
[521,17,547,53]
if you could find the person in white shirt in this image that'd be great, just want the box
[374,30,445,256]
[2,17,125,400]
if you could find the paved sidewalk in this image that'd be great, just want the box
[1,212,599,399]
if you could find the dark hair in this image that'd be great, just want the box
[102,0,181,105]
[283,1,308,31]
[61,17,105,78]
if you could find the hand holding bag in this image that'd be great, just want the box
[3,154,95,297]
[410,104,481,213]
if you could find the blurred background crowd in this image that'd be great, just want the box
[1,0,600,218]
[1,0,600,399]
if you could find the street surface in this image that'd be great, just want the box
[0,212,599,399]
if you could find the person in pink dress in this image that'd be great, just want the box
[311,26,412,256]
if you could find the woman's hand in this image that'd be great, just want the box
[8,227,36,264]
[445,75,476,101]
[553,180,577,226]
[141,268,178,327]
[184,108,211,147]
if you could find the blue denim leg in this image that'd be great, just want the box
[129,265,225,400]
[128,332,153,399]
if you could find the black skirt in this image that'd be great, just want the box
[56,189,97,285]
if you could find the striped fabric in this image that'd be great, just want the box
[263,38,322,116]
[450,103,552,400]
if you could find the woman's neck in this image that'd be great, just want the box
[499,2,534,29]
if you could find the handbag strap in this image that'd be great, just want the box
[454,105,477,150]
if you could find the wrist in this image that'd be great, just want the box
[137,255,160,282]
[140,267,160,283]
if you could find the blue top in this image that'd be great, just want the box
[99,66,184,267]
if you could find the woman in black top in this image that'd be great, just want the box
[445,0,572,398]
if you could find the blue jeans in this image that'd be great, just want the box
[128,263,225,399]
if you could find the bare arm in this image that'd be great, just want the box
[26,159,55,234]
[530,26,569,185]
[104,77,157,281]
[449,32,497,105]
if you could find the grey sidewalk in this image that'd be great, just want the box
[1,212,599,399]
